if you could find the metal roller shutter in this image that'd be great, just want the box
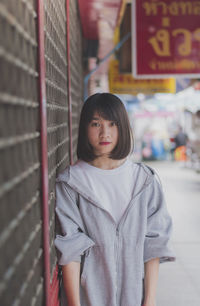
[0,1,44,305]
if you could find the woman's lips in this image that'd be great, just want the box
[99,142,111,145]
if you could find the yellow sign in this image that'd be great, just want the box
[109,60,176,95]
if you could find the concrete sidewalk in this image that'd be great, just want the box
[147,161,200,306]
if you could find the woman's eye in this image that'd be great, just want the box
[91,122,100,127]
[110,121,117,126]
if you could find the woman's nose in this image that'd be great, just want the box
[100,124,109,136]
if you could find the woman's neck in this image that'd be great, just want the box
[88,157,126,170]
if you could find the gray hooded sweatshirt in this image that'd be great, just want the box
[55,162,175,306]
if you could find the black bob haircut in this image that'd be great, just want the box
[77,93,134,162]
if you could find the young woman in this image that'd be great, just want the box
[55,93,175,306]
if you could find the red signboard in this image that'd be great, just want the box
[132,0,200,78]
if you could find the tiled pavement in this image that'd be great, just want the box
[147,161,200,306]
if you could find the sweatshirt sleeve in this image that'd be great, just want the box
[144,176,176,264]
[54,181,95,265]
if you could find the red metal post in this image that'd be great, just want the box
[37,1,51,305]
[66,0,73,165]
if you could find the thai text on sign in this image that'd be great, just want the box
[132,0,200,78]
[109,60,175,95]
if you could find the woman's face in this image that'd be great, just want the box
[87,112,118,157]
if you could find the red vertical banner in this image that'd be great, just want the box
[132,0,200,78]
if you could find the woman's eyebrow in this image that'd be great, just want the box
[91,117,100,120]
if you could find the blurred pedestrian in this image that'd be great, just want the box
[174,127,188,161]
[55,93,175,306]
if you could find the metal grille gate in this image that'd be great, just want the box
[0,0,84,305]
[0,1,43,305]
[44,0,69,280]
